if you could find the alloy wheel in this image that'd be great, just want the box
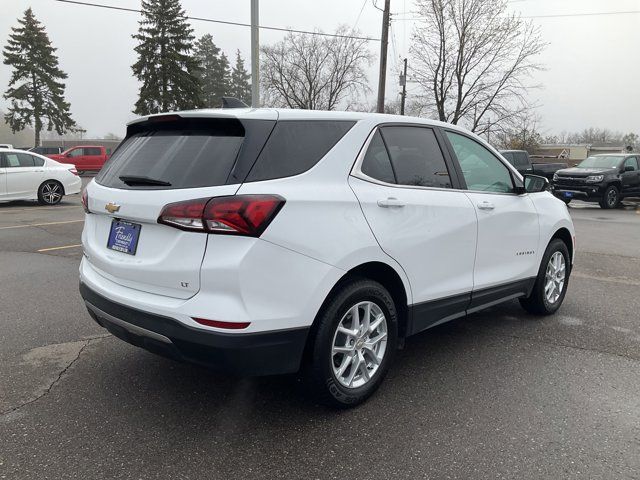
[544,251,566,304]
[331,301,388,389]
[606,188,618,207]
[42,182,62,204]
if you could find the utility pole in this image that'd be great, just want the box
[399,57,407,115]
[376,0,391,113]
[250,0,260,107]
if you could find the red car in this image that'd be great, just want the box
[49,145,110,173]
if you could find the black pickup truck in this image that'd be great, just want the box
[552,154,640,208]
[500,150,567,181]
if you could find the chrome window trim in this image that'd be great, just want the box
[350,126,524,197]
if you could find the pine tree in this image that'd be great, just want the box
[132,0,202,115]
[230,50,252,106]
[194,34,231,108]
[2,8,75,147]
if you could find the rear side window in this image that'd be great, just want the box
[246,120,355,182]
[514,152,529,167]
[361,131,395,183]
[379,126,452,188]
[32,155,45,167]
[96,129,244,189]
[2,152,35,167]
[85,147,101,156]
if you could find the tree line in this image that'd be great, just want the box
[2,2,251,146]
[4,0,634,152]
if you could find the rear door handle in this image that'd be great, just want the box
[377,197,406,208]
[477,201,495,211]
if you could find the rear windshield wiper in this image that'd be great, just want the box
[119,175,172,187]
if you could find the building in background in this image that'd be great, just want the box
[532,143,627,165]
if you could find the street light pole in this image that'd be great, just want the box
[250,0,260,107]
[376,0,391,113]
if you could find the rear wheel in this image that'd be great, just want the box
[37,180,64,205]
[305,279,397,408]
[599,185,620,209]
[520,239,570,315]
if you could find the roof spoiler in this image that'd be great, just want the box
[221,97,249,109]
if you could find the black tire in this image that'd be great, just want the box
[519,238,570,315]
[304,279,398,408]
[37,180,64,205]
[599,185,620,209]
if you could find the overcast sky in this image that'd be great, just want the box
[1,0,639,139]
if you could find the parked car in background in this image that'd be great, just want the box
[79,108,575,407]
[0,149,81,205]
[0,144,14,149]
[29,146,64,156]
[500,150,567,181]
[553,154,640,208]
[49,145,110,173]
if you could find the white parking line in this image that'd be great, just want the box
[37,244,82,252]
[0,219,84,230]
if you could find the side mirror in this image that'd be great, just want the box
[66,153,72,158]
[624,165,635,172]
[523,174,549,193]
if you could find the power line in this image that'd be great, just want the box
[353,0,369,30]
[54,0,381,41]
[393,9,640,21]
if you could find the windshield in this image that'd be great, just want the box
[577,156,624,168]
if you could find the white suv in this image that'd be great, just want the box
[80,109,574,407]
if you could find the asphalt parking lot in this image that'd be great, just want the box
[1,179,639,480]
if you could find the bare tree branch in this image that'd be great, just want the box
[410,0,546,134]
[260,27,373,110]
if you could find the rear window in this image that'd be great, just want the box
[246,120,355,182]
[96,129,244,190]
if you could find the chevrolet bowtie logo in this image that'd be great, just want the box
[105,202,120,214]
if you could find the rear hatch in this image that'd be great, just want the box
[83,113,276,299]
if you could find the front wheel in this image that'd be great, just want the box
[37,180,64,205]
[520,239,570,315]
[599,185,620,209]
[305,279,398,408]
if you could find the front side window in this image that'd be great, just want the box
[446,131,514,193]
[68,148,84,158]
[623,157,638,171]
[379,126,452,188]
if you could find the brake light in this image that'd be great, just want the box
[81,189,90,213]
[69,167,79,176]
[158,195,285,237]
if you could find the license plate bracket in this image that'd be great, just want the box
[107,219,141,255]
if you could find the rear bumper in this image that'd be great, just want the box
[80,282,310,376]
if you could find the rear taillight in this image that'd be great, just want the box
[158,195,285,237]
[69,167,79,176]
[81,189,90,213]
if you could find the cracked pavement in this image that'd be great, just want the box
[0,184,639,479]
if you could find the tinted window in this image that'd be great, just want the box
[379,126,451,188]
[624,157,638,171]
[361,131,395,183]
[2,152,36,167]
[68,148,84,157]
[246,121,355,182]
[501,152,514,164]
[446,131,514,193]
[96,130,244,189]
[85,147,101,156]
[32,155,45,167]
[514,152,529,167]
